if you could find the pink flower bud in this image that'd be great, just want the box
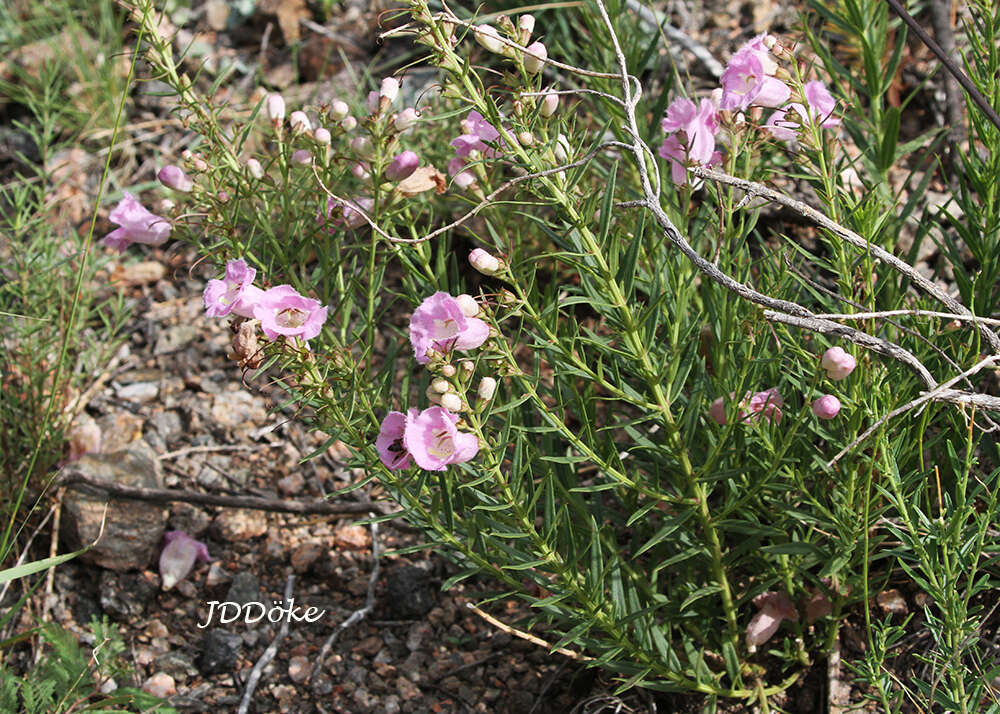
[394,107,419,131]
[518,14,535,34]
[386,151,419,181]
[289,110,311,133]
[341,116,358,131]
[477,377,497,401]
[441,364,457,377]
[380,77,400,103]
[540,91,559,117]
[474,25,505,54]
[432,378,451,394]
[455,294,480,317]
[266,93,286,122]
[366,90,380,114]
[291,149,312,165]
[352,162,371,180]
[821,346,856,380]
[330,100,350,121]
[157,165,193,192]
[440,392,463,412]
[524,42,547,74]
[351,136,374,160]
[469,248,502,275]
[314,127,331,144]
[246,158,264,179]
[812,394,841,419]
[159,531,210,590]
[708,395,727,425]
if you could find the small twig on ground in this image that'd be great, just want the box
[157,442,287,460]
[309,519,381,682]
[465,602,593,661]
[57,470,400,517]
[237,573,295,714]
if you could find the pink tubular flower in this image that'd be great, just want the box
[821,346,856,380]
[159,531,210,591]
[386,151,419,181]
[376,409,418,469]
[323,196,374,230]
[409,292,490,364]
[745,387,783,424]
[813,394,841,419]
[720,48,790,111]
[103,192,171,253]
[452,111,501,158]
[746,591,798,648]
[403,407,479,471]
[157,165,193,192]
[799,80,840,127]
[203,259,263,318]
[764,107,799,141]
[661,98,719,165]
[252,285,328,342]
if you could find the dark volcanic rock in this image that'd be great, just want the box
[384,566,435,619]
[196,629,242,675]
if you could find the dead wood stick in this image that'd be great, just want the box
[57,470,398,517]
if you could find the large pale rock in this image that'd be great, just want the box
[61,442,168,571]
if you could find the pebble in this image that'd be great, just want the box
[225,572,262,607]
[142,672,176,698]
[288,655,312,684]
[334,524,369,550]
[277,472,304,496]
[154,651,198,683]
[213,509,268,541]
[62,443,168,571]
[99,570,156,622]
[168,503,212,537]
[205,563,232,587]
[290,542,324,574]
[116,381,160,403]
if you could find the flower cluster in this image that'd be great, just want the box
[709,345,856,425]
[203,259,328,344]
[376,252,510,472]
[659,33,841,185]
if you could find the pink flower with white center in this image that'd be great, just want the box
[403,407,479,471]
[252,285,328,342]
[821,346,856,380]
[720,51,790,111]
[103,192,172,253]
[159,531,210,591]
[661,97,719,165]
[409,292,490,364]
[376,409,418,470]
[386,151,419,181]
[203,259,264,318]
[813,394,841,419]
[744,387,783,424]
[746,591,798,648]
